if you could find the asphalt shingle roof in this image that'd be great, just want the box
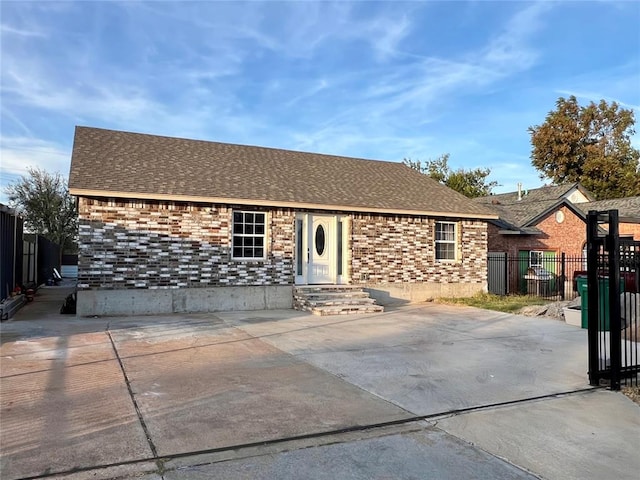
[474,183,586,230]
[580,197,640,219]
[69,127,496,219]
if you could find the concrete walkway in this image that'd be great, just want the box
[1,292,638,480]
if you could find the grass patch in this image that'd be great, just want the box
[436,292,549,313]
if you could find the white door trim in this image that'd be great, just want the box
[295,213,347,285]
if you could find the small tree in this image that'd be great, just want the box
[403,153,498,198]
[5,167,77,252]
[529,96,640,199]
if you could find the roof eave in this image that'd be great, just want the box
[69,188,499,220]
[498,230,541,235]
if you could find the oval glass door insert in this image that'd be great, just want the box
[315,225,326,256]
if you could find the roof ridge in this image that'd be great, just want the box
[75,125,404,168]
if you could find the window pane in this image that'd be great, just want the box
[436,243,455,260]
[296,219,303,275]
[436,222,455,241]
[232,211,266,259]
[530,251,543,267]
[315,225,326,256]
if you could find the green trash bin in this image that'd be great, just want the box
[577,277,624,330]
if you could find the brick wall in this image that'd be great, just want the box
[351,214,487,284]
[77,198,295,289]
[619,222,640,241]
[78,197,489,291]
[487,205,586,257]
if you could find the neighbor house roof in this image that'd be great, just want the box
[474,183,591,233]
[69,127,497,219]
[579,196,640,222]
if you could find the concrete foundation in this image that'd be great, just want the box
[76,285,293,317]
[365,282,486,306]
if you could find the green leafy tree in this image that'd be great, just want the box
[529,96,640,199]
[403,153,498,198]
[4,167,77,252]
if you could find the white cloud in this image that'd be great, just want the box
[479,1,552,73]
[0,136,70,177]
[0,23,46,37]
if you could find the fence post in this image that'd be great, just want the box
[607,210,621,390]
[587,211,601,386]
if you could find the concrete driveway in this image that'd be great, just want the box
[1,287,638,480]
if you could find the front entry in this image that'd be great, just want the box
[295,214,347,285]
[309,215,333,283]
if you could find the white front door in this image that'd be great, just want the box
[309,215,335,284]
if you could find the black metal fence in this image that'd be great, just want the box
[23,234,61,288]
[487,253,587,300]
[1,205,24,301]
[587,210,639,390]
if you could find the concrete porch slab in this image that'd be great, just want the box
[110,314,411,457]
[217,304,591,415]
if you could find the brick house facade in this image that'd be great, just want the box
[71,127,495,316]
[485,205,587,258]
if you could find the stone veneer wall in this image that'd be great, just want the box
[350,214,488,285]
[77,198,489,311]
[77,197,295,290]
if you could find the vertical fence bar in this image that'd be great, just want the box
[503,252,508,295]
[607,210,621,390]
[587,211,601,386]
[561,252,566,300]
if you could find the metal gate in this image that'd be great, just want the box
[586,210,639,390]
[487,252,507,295]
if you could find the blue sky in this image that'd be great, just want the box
[1,1,639,203]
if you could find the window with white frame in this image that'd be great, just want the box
[529,250,543,268]
[232,211,266,259]
[435,221,457,261]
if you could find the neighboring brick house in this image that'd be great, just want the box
[69,127,497,316]
[475,183,640,295]
[475,183,594,259]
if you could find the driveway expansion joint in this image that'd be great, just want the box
[106,327,161,468]
[6,386,605,480]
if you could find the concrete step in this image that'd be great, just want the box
[294,291,370,300]
[295,284,362,289]
[293,284,383,315]
[305,298,377,307]
[310,305,385,316]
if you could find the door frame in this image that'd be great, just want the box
[294,213,349,285]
